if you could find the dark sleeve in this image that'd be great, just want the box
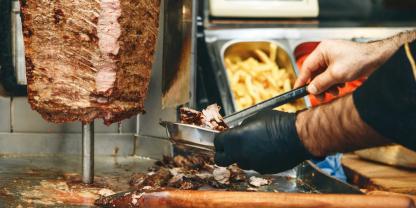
[353,42,416,151]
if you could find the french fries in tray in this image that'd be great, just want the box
[224,43,305,112]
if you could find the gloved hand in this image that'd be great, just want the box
[214,110,315,174]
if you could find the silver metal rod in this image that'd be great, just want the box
[82,121,94,184]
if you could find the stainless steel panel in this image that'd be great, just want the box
[0,131,169,158]
[205,28,413,43]
[161,0,197,108]
[0,133,135,156]
[55,118,135,133]
[94,134,135,156]
[121,117,137,133]
[135,136,173,160]
[139,0,177,138]
[63,119,136,133]
[11,0,26,85]
[0,97,11,132]
[11,97,135,133]
[297,161,362,194]
[139,44,176,138]
[12,97,62,133]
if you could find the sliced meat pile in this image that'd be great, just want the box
[21,0,160,125]
[128,154,246,192]
[180,104,229,131]
[95,153,273,207]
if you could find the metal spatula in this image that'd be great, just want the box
[161,85,308,150]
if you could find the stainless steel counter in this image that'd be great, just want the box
[0,153,360,207]
[0,154,155,207]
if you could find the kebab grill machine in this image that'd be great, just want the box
[0,0,415,207]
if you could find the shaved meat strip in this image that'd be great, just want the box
[180,104,229,131]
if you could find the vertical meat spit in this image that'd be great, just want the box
[82,122,94,184]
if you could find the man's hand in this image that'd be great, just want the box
[214,111,314,174]
[294,39,398,95]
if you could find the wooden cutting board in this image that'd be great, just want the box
[355,145,416,169]
[96,190,415,208]
[342,154,416,195]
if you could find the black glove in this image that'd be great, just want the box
[214,110,314,174]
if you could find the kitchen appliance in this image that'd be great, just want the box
[0,0,415,206]
[209,0,319,18]
[0,1,195,206]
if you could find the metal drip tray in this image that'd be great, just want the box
[0,152,362,207]
[0,154,155,208]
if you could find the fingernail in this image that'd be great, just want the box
[308,84,318,94]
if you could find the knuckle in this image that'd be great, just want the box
[328,70,338,80]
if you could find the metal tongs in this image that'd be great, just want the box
[161,85,308,151]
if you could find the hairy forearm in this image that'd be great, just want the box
[292,31,415,156]
[381,30,416,48]
[369,30,416,68]
[295,94,390,157]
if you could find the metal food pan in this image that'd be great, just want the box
[208,39,309,115]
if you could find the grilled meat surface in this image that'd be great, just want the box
[21,0,160,125]
[180,104,229,131]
